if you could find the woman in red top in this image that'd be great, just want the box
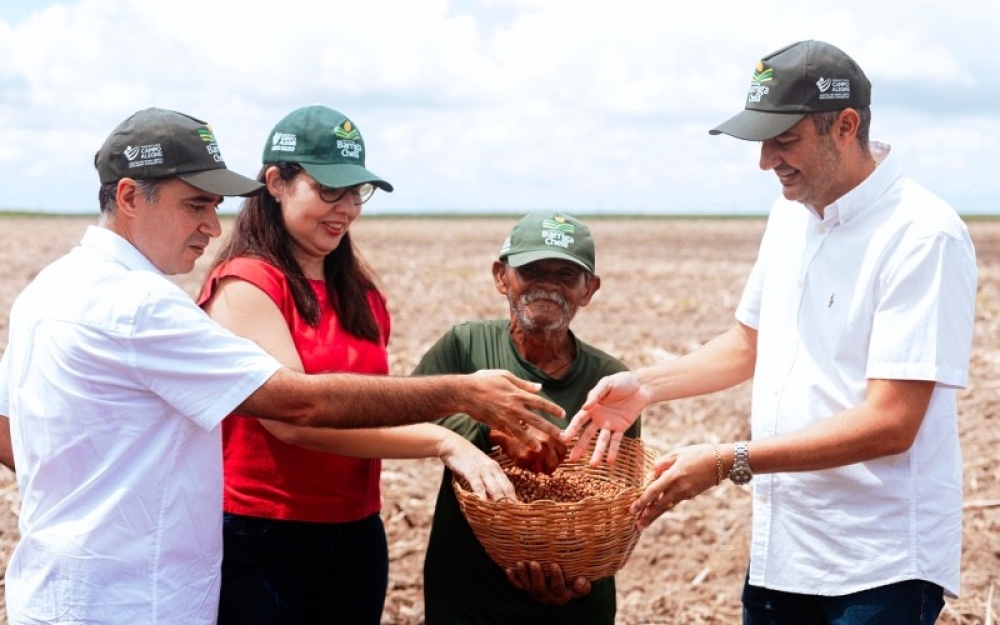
[198,105,515,625]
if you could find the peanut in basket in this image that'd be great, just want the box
[506,466,625,503]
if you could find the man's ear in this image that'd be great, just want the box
[837,108,861,142]
[492,260,510,295]
[114,178,140,218]
[579,274,601,307]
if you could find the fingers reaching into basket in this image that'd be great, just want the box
[561,371,649,466]
[506,561,592,605]
[630,444,721,531]
[439,432,518,501]
[488,427,567,475]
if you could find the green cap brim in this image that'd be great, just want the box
[179,169,263,197]
[506,250,594,274]
[301,162,394,192]
[709,110,805,141]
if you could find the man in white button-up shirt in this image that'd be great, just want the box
[562,40,977,624]
[0,108,563,625]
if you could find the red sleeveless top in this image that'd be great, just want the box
[199,257,388,523]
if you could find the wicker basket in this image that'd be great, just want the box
[453,436,657,581]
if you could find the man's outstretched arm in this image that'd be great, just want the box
[564,322,757,465]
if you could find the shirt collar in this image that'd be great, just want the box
[824,141,899,226]
[81,225,165,276]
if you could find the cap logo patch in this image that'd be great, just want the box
[332,120,363,160]
[817,77,851,101]
[334,120,360,140]
[124,144,164,169]
[200,125,225,163]
[752,61,773,83]
[748,61,772,104]
[542,217,575,249]
[270,132,297,153]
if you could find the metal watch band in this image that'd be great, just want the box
[729,440,753,485]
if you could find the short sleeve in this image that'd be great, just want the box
[867,232,977,387]
[413,328,482,443]
[414,327,469,376]
[132,287,282,430]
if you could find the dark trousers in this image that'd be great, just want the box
[218,512,389,625]
[742,575,945,625]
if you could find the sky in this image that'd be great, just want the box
[1,0,998,216]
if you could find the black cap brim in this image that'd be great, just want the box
[179,169,264,197]
[709,110,805,141]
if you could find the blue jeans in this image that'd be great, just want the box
[218,512,389,625]
[742,575,945,625]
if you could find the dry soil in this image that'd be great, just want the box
[0,216,997,624]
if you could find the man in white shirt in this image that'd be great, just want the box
[0,107,563,625]
[563,40,977,624]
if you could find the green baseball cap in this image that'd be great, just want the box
[262,105,393,192]
[499,212,595,274]
[94,107,263,196]
[710,40,872,141]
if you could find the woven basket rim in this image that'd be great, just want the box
[454,435,652,498]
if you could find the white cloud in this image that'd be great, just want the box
[0,0,997,214]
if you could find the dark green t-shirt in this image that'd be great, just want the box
[415,319,641,625]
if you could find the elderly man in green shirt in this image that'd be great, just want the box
[418,212,641,625]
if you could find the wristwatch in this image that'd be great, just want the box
[729,441,753,485]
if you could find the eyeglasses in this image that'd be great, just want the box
[304,174,376,205]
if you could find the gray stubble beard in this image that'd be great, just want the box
[511,290,573,336]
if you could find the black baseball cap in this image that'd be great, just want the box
[710,40,872,141]
[94,108,263,196]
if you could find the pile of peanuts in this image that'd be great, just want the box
[506,466,624,503]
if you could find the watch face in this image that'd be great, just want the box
[731,468,753,485]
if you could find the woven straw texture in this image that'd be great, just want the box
[453,436,657,581]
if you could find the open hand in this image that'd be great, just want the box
[561,371,648,466]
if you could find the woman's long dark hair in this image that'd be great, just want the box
[208,162,382,342]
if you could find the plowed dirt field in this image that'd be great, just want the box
[1,215,997,623]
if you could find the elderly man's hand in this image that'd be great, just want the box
[560,371,648,466]
[489,426,566,475]
[506,561,591,605]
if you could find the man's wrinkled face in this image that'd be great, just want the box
[498,258,596,333]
